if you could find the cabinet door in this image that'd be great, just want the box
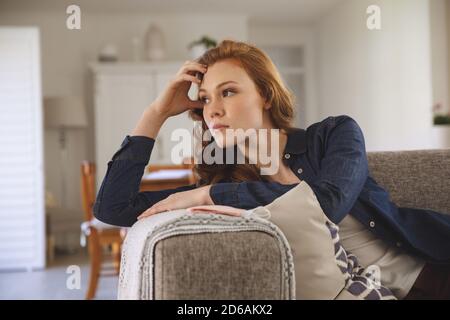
[151,71,195,165]
[94,74,154,187]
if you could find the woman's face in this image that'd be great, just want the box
[198,59,272,148]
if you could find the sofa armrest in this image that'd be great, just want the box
[117,210,295,300]
[154,231,286,299]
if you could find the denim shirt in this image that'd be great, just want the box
[94,115,450,263]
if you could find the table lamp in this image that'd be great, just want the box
[44,96,88,207]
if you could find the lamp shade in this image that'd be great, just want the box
[44,96,88,128]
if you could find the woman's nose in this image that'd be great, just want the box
[205,100,225,119]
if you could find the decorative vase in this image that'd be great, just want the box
[431,125,450,148]
[145,24,166,61]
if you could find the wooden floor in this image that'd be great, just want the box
[0,251,118,300]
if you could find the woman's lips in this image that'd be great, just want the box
[212,124,229,130]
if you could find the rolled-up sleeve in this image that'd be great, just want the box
[93,135,154,226]
[93,135,195,227]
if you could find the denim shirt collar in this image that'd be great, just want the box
[284,128,307,155]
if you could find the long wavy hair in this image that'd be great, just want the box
[188,39,297,186]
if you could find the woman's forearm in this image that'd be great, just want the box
[131,104,167,139]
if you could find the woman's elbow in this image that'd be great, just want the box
[93,200,133,227]
[93,200,112,224]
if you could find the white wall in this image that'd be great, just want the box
[314,0,436,151]
[447,0,450,112]
[0,6,248,251]
[430,0,449,115]
[248,24,318,127]
[429,0,450,149]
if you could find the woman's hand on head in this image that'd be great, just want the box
[151,60,207,119]
[137,185,214,219]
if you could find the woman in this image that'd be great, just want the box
[94,40,450,299]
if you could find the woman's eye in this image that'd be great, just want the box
[223,89,236,97]
[199,89,235,103]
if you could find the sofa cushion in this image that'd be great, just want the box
[259,181,395,299]
[259,181,347,299]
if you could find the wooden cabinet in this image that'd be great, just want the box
[90,62,195,190]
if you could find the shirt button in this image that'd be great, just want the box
[284,153,291,159]
[369,221,376,228]
[297,168,303,174]
[396,242,402,248]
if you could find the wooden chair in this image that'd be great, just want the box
[80,161,123,300]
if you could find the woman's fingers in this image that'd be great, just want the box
[137,207,154,220]
[174,74,201,85]
[170,61,206,87]
[178,62,207,77]
[187,205,244,217]
[137,201,169,219]
[138,204,244,221]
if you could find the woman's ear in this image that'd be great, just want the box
[264,103,271,110]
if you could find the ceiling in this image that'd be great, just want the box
[0,0,344,26]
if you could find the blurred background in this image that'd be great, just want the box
[0,0,449,299]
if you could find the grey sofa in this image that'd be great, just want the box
[118,149,450,300]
